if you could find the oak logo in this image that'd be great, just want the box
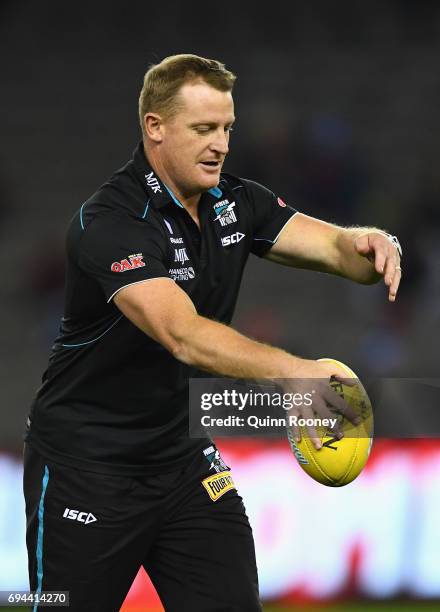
[63,508,97,524]
[111,253,146,273]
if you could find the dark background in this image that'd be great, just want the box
[1,0,439,450]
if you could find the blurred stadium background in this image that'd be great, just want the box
[1,1,439,610]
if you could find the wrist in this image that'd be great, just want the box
[276,355,310,380]
[383,233,403,257]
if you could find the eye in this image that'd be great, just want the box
[194,126,211,134]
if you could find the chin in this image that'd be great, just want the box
[197,173,221,192]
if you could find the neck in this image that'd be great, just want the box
[144,143,201,213]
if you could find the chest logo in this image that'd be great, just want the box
[111,253,146,273]
[221,232,245,247]
[174,248,189,264]
[213,199,237,227]
[169,266,195,281]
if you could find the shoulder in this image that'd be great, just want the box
[219,173,275,203]
[67,198,164,258]
[76,159,149,228]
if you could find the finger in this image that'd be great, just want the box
[389,266,402,302]
[311,397,344,438]
[319,363,356,387]
[309,392,339,422]
[374,249,387,275]
[331,374,357,387]
[298,405,321,449]
[323,385,361,426]
[383,252,399,286]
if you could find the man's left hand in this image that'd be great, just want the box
[354,232,402,302]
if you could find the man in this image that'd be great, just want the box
[23,54,402,611]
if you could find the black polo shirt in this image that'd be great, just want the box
[25,142,297,475]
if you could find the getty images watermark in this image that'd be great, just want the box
[199,388,338,431]
[188,378,362,438]
[189,377,440,438]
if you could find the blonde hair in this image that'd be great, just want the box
[138,54,236,135]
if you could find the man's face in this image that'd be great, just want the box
[159,81,235,196]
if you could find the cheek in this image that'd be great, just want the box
[178,141,204,167]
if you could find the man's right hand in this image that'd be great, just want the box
[282,359,361,450]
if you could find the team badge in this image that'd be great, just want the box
[213,199,237,226]
[203,446,229,473]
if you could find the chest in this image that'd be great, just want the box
[160,196,250,289]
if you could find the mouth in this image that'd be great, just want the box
[199,160,222,171]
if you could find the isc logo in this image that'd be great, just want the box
[63,507,97,524]
[221,232,245,247]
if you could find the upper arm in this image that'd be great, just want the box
[239,179,298,258]
[77,211,201,356]
[265,212,342,274]
[114,278,199,354]
[78,212,170,303]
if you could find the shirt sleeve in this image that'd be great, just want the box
[77,212,171,302]
[241,179,298,257]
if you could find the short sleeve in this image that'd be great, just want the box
[242,179,298,257]
[78,213,171,302]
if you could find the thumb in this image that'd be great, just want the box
[322,363,357,387]
[331,373,357,387]
[354,234,371,255]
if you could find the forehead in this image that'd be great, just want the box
[175,81,234,120]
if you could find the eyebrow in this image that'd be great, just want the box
[190,119,236,127]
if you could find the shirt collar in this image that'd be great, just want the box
[132,141,224,209]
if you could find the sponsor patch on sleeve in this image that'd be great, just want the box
[201,471,236,502]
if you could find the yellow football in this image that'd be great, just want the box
[287,358,373,487]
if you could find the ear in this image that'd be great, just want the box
[144,113,164,143]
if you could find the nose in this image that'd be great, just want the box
[210,129,229,156]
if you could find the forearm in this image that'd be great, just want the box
[335,226,384,284]
[173,314,303,379]
[115,278,356,391]
[116,280,306,379]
